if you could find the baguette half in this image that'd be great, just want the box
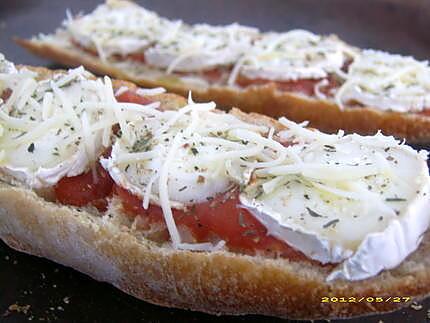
[0,68,429,320]
[15,37,430,145]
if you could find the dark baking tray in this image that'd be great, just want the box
[0,1,429,322]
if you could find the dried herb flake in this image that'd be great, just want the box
[306,207,323,217]
[323,219,339,228]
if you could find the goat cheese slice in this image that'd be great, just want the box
[64,1,177,60]
[235,30,356,83]
[240,118,430,280]
[335,49,430,112]
[0,63,140,188]
[101,97,283,250]
[144,23,258,73]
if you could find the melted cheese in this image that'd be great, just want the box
[231,30,356,84]
[335,49,430,112]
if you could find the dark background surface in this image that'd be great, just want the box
[0,0,430,322]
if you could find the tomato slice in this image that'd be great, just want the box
[51,79,315,263]
[201,68,225,83]
[54,162,114,211]
[1,88,12,102]
[116,90,154,105]
[418,109,430,116]
[53,87,153,211]
[124,52,145,62]
[115,184,309,261]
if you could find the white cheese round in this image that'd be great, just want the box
[335,49,430,112]
[101,99,271,207]
[240,118,430,280]
[0,66,122,188]
[144,23,258,73]
[101,96,293,249]
[236,30,355,82]
[65,1,177,59]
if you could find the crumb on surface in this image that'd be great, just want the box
[2,303,31,317]
[410,302,423,311]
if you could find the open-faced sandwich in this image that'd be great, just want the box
[0,53,429,319]
[16,0,430,143]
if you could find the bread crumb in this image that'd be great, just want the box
[7,304,31,315]
[410,302,423,311]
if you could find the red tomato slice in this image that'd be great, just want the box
[116,90,154,105]
[125,52,145,62]
[54,87,153,211]
[201,68,225,83]
[418,109,430,116]
[54,162,114,211]
[1,88,12,102]
[114,184,309,261]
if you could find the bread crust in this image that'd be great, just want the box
[16,38,430,144]
[0,65,430,319]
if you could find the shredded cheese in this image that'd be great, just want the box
[49,1,430,112]
[234,30,357,84]
[335,49,430,112]
[0,58,161,189]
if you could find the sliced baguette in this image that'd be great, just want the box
[16,38,430,144]
[0,68,429,320]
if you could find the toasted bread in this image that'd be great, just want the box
[0,66,429,320]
